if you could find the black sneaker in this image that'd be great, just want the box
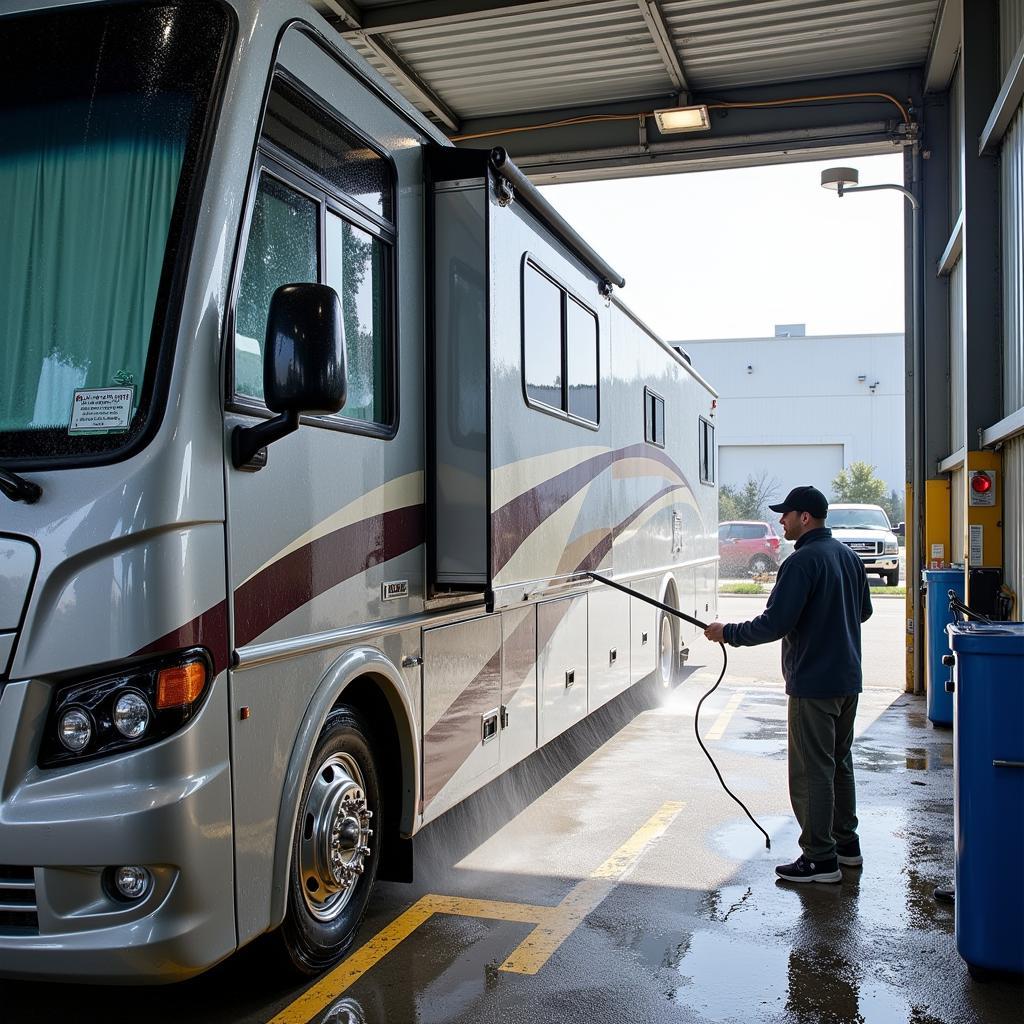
[775,855,842,883]
[836,839,863,866]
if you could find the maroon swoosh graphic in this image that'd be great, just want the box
[234,504,425,647]
[135,600,230,677]
[573,484,684,574]
[492,445,690,574]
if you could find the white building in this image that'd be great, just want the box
[680,326,905,503]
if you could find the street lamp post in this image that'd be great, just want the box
[821,167,924,695]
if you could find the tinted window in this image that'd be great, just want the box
[566,297,598,422]
[644,388,665,447]
[233,78,395,430]
[522,258,599,426]
[699,417,715,483]
[523,263,564,410]
[325,212,386,423]
[235,174,318,400]
[263,82,391,221]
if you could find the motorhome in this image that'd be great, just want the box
[0,0,717,981]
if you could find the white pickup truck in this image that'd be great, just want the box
[828,503,901,586]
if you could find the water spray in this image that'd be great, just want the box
[587,571,771,850]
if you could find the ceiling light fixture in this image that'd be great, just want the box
[653,104,711,134]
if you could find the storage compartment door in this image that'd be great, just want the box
[500,605,538,770]
[538,595,588,744]
[422,615,501,820]
[588,585,630,711]
[630,578,658,684]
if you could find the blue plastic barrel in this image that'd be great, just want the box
[946,621,1024,976]
[922,568,965,725]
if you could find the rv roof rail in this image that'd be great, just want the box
[487,147,626,294]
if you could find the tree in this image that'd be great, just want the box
[719,472,780,522]
[831,461,887,507]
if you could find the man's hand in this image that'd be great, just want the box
[704,622,727,643]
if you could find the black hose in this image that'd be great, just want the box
[587,572,771,849]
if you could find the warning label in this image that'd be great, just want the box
[68,387,134,435]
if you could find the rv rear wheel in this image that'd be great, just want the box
[657,607,679,689]
[280,707,381,975]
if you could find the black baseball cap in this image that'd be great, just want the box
[769,485,828,519]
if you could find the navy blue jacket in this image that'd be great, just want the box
[723,527,873,697]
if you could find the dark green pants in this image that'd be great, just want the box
[788,695,860,860]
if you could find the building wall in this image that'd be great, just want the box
[680,332,905,502]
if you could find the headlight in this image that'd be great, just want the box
[39,648,212,769]
[884,539,898,554]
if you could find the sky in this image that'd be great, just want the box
[540,152,906,342]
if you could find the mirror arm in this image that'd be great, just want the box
[231,410,299,469]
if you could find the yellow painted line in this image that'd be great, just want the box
[267,896,436,1024]
[500,800,685,974]
[269,801,685,1022]
[705,691,745,741]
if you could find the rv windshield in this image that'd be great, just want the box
[0,2,228,462]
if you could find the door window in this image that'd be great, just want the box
[232,77,395,432]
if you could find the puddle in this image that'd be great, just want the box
[906,747,928,770]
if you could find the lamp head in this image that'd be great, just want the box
[821,167,859,191]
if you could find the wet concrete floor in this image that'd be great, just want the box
[2,596,1021,1022]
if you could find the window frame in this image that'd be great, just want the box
[643,387,665,448]
[699,416,715,485]
[226,78,399,440]
[520,253,600,430]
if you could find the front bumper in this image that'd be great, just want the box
[0,676,236,984]
[860,556,899,573]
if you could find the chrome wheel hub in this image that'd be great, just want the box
[298,752,374,922]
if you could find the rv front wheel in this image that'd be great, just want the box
[281,707,381,975]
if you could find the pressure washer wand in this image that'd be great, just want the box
[587,571,771,850]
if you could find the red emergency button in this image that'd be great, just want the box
[970,473,992,494]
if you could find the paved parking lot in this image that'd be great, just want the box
[3,595,1019,1023]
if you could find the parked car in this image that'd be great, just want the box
[827,503,901,585]
[719,520,781,575]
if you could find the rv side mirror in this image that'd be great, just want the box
[232,283,347,469]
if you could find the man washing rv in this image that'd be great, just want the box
[703,485,873,884]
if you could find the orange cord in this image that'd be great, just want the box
[447,90,910,142]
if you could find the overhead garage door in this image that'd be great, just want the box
[720,444,845,497]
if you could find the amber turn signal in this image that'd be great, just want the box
[156,660,207,709]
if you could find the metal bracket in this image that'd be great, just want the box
[495,177,515,207]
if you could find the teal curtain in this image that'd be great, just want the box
[0,95,187,431]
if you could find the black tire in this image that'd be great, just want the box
[656,604,679,690]
[279,706,381,975]
[885,569,899,586]
[749,555,773,574]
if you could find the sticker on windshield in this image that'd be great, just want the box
[68,387,135,435]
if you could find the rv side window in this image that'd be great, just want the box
[522,257,599,427]
[699,417,715,484]
[232,77,395,430]
[644,388,665,447]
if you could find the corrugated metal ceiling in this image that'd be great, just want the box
[314,0,942,131]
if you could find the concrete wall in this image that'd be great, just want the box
[679,332,905,501]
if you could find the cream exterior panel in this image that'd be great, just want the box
[951,466,966,565]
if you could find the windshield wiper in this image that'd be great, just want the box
[0,467,42,504]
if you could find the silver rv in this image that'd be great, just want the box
[0,0,718,982]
